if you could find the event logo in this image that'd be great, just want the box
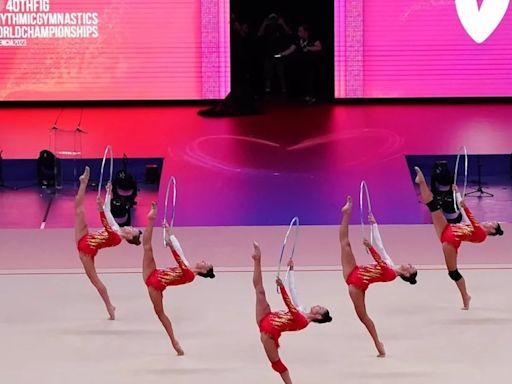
[0,0,99,45]
[456,0,510,43]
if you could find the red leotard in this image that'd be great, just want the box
[258,285,309,348]
[440,206,487,251]
[145,248,195,292]
[346,245,397,291]
[77,211,122,257]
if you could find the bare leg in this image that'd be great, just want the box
[252,242,271,323]
[142,248,157,283]
[79,253,116,320]
[75,167,90,242]
[340,196,357,281]
[142,202,158,282]
[349,286,386,357]
[443,243,471,310]
[252,243,289,380]
[260,334,293,384]
[414,167,449,238]
[416,167,471,308]
[148,287,184,355]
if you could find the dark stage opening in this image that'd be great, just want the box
[230,0,335,103]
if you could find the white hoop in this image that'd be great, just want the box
[98,145,113,198]
[359,180,373,244]
[276,216,299,292]
[453,146,468,211]
[163,176,177,247]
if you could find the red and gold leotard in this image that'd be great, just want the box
[346,245,397,291]
[441,206,487,251]
[258,285,309,347]
[77,211,122,257]
[145,248,195,292]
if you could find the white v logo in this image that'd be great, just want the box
[456,0,509,43]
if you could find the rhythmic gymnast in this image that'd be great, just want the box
[339,196,417,357]
[143,202,215,356]
[75,166,142,320]
[252,242,331,384]
[414,166,503,310]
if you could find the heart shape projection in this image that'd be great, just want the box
[456,0,510,43]
[185,130,402,175]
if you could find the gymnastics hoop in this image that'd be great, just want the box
[98,145,113,198]
[359,180,373,244]
[276,216,299,292]
[453,145,468,212]
[163,176,177,247]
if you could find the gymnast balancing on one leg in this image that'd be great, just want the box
[75,166,142,320]
[252,242,332,384]
[142,202,215,355]
[414,166,503,310]
[339,196,417,357]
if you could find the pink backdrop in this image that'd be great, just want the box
[336,0,512,98]
[0,0,230,100]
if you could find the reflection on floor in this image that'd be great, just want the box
[1,103,511,228]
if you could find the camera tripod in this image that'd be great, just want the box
[465,156,494,197]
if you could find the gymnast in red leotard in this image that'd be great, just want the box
[142,202,215,356]
[339,196,417,357]
[75,166,141,320]
[252,242,331,384]
[415,166,503,310]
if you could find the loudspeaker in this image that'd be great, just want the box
[145,164,161,184]
[37,150,59,188]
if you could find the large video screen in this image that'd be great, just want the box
[335,0,512,98]
[0,0,230,101]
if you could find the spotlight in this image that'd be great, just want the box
[430,161,461,224]
[113,169,138,207]
[110,197,132,227]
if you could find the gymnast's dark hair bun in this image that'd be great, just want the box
[400,271,418,285]
[197,267,215,279]
[313,310,332,324]
[491,223,504,237]
[126,230,142,246]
